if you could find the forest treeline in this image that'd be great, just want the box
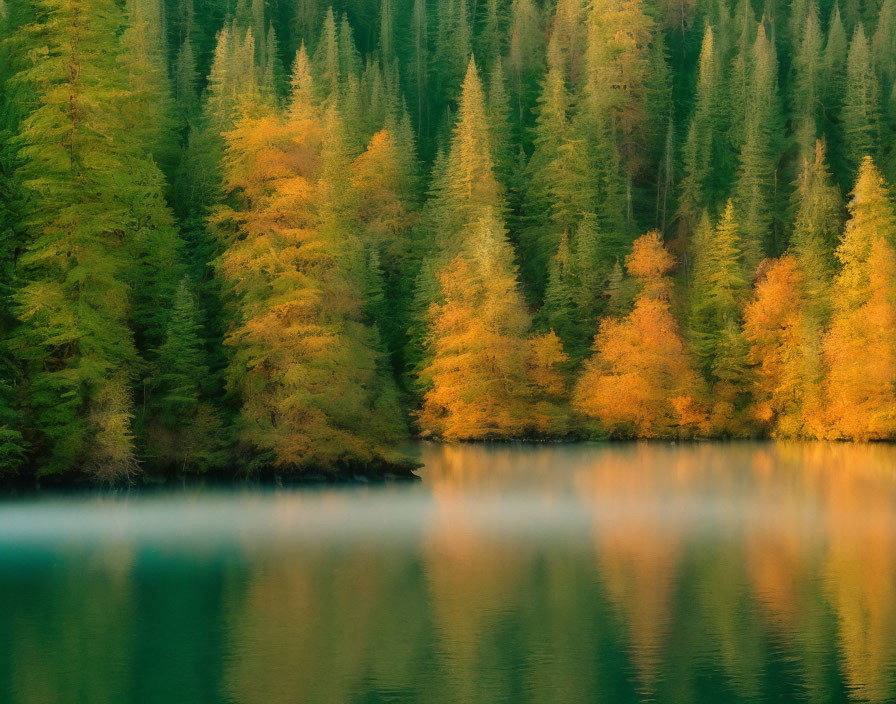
[2,0,896,480]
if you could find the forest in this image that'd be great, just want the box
[1,0,896,480]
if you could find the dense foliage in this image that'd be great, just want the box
[3,0,896,480]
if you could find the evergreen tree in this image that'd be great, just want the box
[430,58,504,254]
[733,23,784,270]
[791,1,824,157]
[688,201,752,433]
[148,277,226,471]
[790,140,843,316]
[842,23,881,171]
[678,25,726,233]
[12,0,181,479]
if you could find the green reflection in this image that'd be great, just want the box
[1,442,896,703]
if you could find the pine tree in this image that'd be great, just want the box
[824,3,849,111]
[379,0,394,63]
[507,0,543,139]
[542,231,578,350]
[790,140,843,316]
[842,23,881,171]
[733,23,784,270]
[148,277,225,471]
[519,41,580,295]
[0,0,29,476]
[791,1,824,157]
[313,7,339,103]
[582,0,654,176]
[486,59,513,188]
[119,0,176,174]
[431,58,504,253]
[288,43,316,120]
[174,37,199,125]
[574,232,706,438]
[12,0,183,479]
[690,202,747,370]
[688,201,752,433]
[873,0,896,89]
[678,25,726,233]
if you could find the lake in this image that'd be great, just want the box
[1,441,896,703]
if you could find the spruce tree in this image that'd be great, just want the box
[790,140,843,316]
[842,24,881,172]
[678,25,725,233]
[791,1,824,157]
[13,0,152,479]
[733,23,784,270]
[148,277,225,471]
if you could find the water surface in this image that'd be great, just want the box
[2,442,896,703]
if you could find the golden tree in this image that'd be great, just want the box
[574,232,706,437]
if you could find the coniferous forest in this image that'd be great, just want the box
[2,0,896,481]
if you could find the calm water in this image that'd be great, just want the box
[2,442,896,703]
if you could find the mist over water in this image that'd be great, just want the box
[2,441,896,703]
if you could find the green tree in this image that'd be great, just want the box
[790,140,843,317]
[733,23,784,270]
[13,0,152,479]
[842,23,881,171]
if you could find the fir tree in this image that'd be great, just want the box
[790,140,843,316]
[12,0,180,479]
[733,23,784,270]
[842,23,881,171]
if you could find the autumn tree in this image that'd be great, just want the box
[574,232,705,438]
[743,256,823,437]
[212,87,405,471]
[822,157,896,439]
[418,213,568,439]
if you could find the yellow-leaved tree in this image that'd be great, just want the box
[742,256,824,437]
[211,54,404,472]
[573,232,706,437]
[822,157,896,440]
[417,212,568,439]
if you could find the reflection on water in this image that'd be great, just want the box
[2,442,896,703]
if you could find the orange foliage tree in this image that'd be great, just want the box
[417,212,569,439]
[743,256,824,437]
[573,232,706,437]
[822,157,896,440]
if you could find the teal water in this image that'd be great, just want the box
[2,442,896,703]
